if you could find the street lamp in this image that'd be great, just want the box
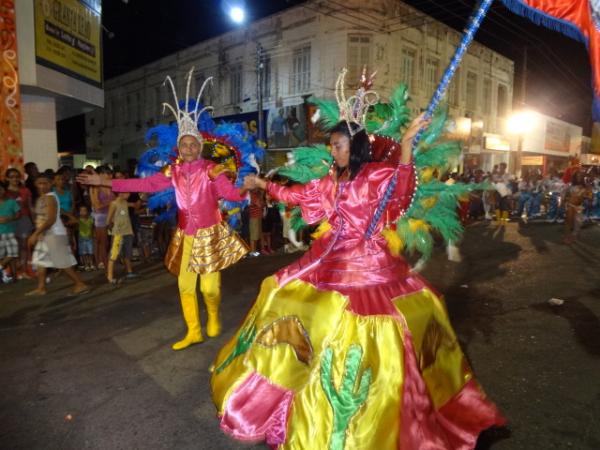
[507,110,536,176]
[222,1,264,144]
[228,5,246,24]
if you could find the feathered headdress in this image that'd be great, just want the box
[162,67,212,145]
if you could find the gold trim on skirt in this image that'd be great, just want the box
[165,222,249,276]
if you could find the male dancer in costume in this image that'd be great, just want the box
[78,71,248,350]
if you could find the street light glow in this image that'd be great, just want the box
[229,6,245,24]
[507,110,537,135]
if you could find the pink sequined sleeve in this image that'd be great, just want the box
[111,172,172,193]
[267,179,325,225]
[213,173,246,202]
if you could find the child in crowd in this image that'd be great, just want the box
[0,182,20,283]
[78,205,95,271]
[4,168,34,278]
[27,172,89,296]
[90,165,115,271]
[106,192,138,284]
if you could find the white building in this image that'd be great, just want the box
[516,111,583,173]
[85,0,515,170]
[15,0,104,170]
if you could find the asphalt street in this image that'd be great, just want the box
[1,221,599,450]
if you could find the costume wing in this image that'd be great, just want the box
[136,124,178,223]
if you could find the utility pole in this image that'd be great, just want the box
[516,46,527,176]
[521,46,527,107]
[256,43,264,143]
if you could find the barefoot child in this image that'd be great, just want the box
[77,205,95,271]
[106,192,137,284]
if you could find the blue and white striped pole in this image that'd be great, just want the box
[365,0,495,239]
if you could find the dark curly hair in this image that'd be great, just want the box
[329,121,372,180]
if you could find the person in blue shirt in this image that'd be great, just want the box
[0,181,20,283]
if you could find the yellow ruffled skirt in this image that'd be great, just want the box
[211,275,505,449]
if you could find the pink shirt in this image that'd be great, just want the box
[112,159,244,235]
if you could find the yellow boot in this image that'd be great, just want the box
[172,293,203,350]
[201,272,222,337]
[502,210,509,223]
[494,209,501,223]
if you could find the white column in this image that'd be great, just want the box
[21,95,58,170]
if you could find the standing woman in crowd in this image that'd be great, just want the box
[27,172,89,296]
[5,168,35,278]
[90,166,114,271]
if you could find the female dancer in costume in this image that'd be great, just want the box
[210,70,505,449]
[78,70,248,351]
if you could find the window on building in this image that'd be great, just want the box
[483,78,492,115]
[230,65,243,104]
[424,57,440,96]
[448,68,460,106]
[466,71,478,115]
[290,45,311,94]
[347,35,371,82]
[262,55,272,98]
[401,48,416,94]
[497,84,508,117]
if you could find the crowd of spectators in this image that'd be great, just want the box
[458,161,600,243]
[2,158,596,288]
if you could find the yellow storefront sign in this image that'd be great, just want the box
[521,155,544,166]
[34,0,102,86]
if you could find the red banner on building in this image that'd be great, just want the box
[0,1,24,174]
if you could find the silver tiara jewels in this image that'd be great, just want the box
[335,67,379,136]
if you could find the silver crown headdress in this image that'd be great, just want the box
[162,67,213,145]
[335,67,379,136]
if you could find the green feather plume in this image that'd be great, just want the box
[309,97,340,130]
[391,103,483,264]
[366,84,411,140]
[275,145,333,184]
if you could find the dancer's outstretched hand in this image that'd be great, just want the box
[402,113,430,148]
[76,173,102,186]
[243,174,267,190]
[400,113,431,164]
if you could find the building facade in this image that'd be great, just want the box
[517,111,583,173]
[15,0,104,171]
[85,0,515,170]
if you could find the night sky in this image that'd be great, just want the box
[100,0,591,131]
